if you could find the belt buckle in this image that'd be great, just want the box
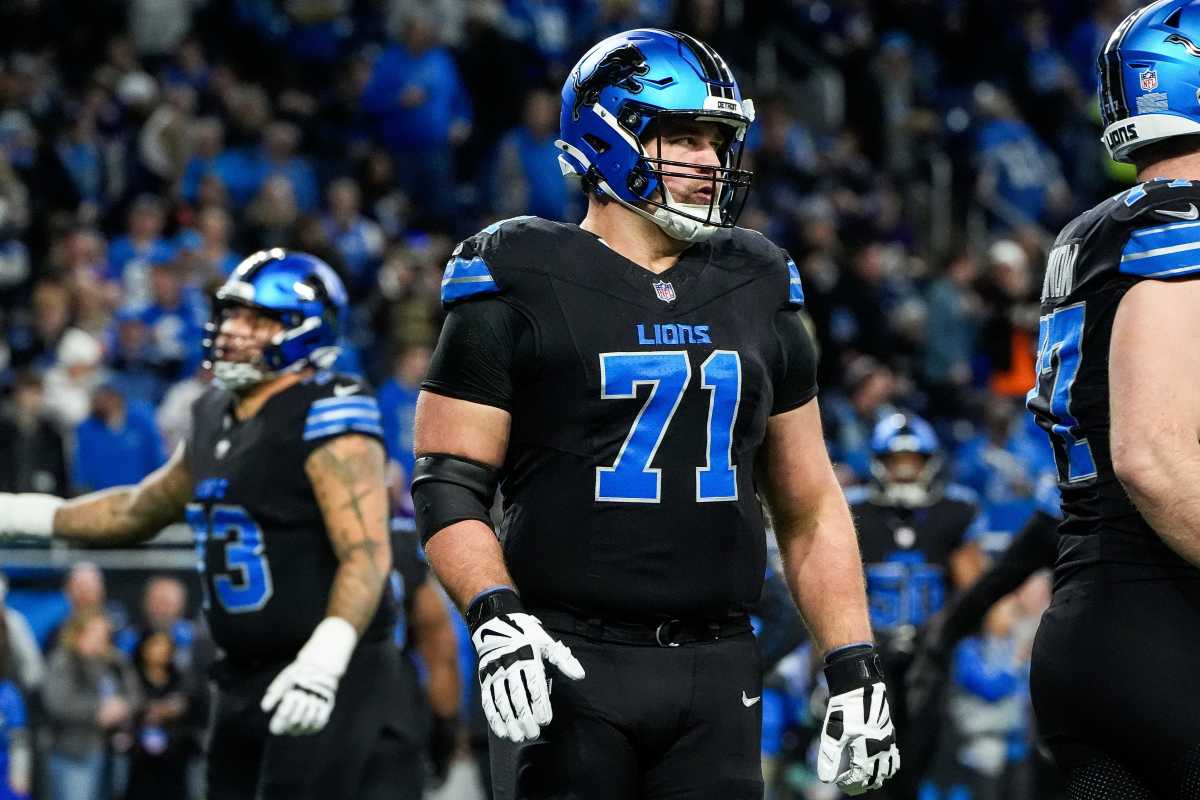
[655,619,681,648]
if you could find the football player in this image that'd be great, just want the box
[0,250,410,799]
[848,413,984,798]
[1024,1,1200,795]
[411,29,899,799]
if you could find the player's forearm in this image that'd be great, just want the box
[1115,440,1200,567]
[327,549,391,634]
[418,623,461,718]
[775,493,873,654]
[423,520,516,612]
[54,487,172,546]
[413,582,461,718]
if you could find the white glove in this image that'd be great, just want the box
[469,591,585,743]
[261,617,357,736]
[817,644,900,795]
[0,493,62,539]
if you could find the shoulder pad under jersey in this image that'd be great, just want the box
[439,216,542,307]
[295,372,383,443]
[713,227,805,308]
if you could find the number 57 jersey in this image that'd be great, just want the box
[423,217,818,619]
[184,373,396,662]
[1026,178,1200,583]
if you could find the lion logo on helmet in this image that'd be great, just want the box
[571,43,650,121]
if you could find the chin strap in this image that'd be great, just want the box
[597,181,721,243]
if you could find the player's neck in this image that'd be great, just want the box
[1137,152,1200,183]
[232,370,310,421]
[580,201,689,274]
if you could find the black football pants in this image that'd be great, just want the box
[488,628,764,800]
[206,641,425,800]
[1031,578,1200,799]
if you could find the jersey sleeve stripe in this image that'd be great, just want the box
[305,407,383,426]
[1120,246,1200,277]
[310,396,378,412]
[441,255,499,304]
[786,257,805,307]
[302,420,385,441]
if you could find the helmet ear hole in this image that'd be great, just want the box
[583,134,610,154]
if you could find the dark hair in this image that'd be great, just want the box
[133,628,178,683]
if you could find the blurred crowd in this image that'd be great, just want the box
[0,0,1149,798]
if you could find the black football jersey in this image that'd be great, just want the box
[423,216,818,618]
[849,485,980,633]
[1026,178,1200,582]
[184,371,397,661]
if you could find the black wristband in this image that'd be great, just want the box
[465,587,524,633]
[823,643,885,696]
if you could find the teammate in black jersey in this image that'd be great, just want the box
[848,413,983,799]
[0,249,409,799]
[411,29,898,799]
[1024,3,1200,796]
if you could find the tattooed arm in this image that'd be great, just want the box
[305,434,393,634]
[51,444,192,546]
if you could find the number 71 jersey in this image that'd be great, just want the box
[1026,178,1200,578]
[426,217,818,618]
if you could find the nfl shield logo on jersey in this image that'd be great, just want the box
[652,280,676,303]
[1140,68,1158,91]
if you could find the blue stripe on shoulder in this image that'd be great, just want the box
[786,258,805,307]
[302,420,385,441]
[1120,220,1200,277]
[441,255,499,304]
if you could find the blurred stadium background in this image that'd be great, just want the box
[0,0,1139,798]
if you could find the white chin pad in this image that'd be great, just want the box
[213,360,268,391]
[651,202,721,243]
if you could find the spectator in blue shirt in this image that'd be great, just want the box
[953,394,1056,536]
[106,195,176,308]
[137,261,208,380]
[377,343,431,517]
[107,312,168,409]
[258,121,319,214]
[973,86,1071,231]
[73,384,165,494]
[493,87,573,221]
[178,117,225,206]
[321,177,386,299]
[187,207,241,285]
[361,10,472,228]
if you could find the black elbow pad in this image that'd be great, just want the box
[410,454,500,545]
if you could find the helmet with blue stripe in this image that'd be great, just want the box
[556,28,755,242]
[204,248,347,390]
[869,413,943,507]
[1099,0,1200,162]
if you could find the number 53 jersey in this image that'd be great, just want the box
[423,217,818,618]
[184,373,396,661]
[1026,178,1200,583]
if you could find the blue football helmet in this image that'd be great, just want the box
[204,248,347,391]
[1099,0,1200,162]
[869,413,942,507]
[557,28,755,242]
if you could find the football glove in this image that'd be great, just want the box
[817,643,900,795]
[261,617,357,736]
[0,493,62,539]
[468,588,585,743]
